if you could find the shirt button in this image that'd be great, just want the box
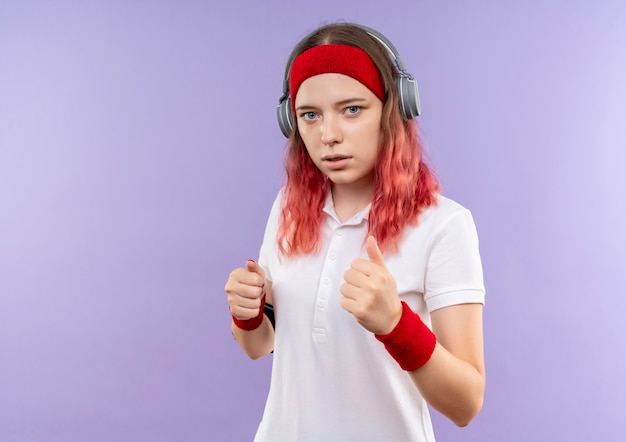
[336,229,344,237]
[322,277,330,285]
[318,300,326,308]
[329,251,337,260]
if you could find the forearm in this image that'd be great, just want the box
[374,302,484,426]
[232,315,275,360]
[409,342,485,427]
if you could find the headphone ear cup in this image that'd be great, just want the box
[396,76,421,120]
[277,98,293,138]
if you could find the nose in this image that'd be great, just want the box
[320,115,342,146]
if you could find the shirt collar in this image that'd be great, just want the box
[322,191,371,226]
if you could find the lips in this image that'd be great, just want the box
[322,154,352,170]
[322,154,351,162]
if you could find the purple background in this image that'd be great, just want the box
[1,1,625,441]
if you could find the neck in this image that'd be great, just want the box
[330,179,376,223]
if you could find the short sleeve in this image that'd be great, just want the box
[423,208,485,312]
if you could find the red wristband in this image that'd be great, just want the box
[232,294,266,331]
[375,301,437,371]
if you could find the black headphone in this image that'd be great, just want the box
[276,24,421,138]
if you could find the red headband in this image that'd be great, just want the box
[289,44,385,110]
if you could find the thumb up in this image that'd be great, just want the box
[340,236,402,335]
[225,259,266,320]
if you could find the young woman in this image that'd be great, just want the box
[225,22,485,441]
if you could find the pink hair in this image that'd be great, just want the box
[278,112,439,257]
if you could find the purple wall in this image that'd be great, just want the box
[1,1,625,440]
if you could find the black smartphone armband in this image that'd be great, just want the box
[264,303,275,329]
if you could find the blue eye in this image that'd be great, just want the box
[346,106,361,115]
[301,111,317,121]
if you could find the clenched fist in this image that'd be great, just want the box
[340,236,403,335]
[225,259,266,320]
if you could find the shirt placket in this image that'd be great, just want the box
[311,226,345,344]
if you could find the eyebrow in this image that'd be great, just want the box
[295,97,369,111]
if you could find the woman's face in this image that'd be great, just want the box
[295,73,383,193]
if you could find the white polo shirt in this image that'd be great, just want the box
[255,189,485,442]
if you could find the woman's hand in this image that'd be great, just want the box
[225,260,266,320]
[340,236,403,335]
